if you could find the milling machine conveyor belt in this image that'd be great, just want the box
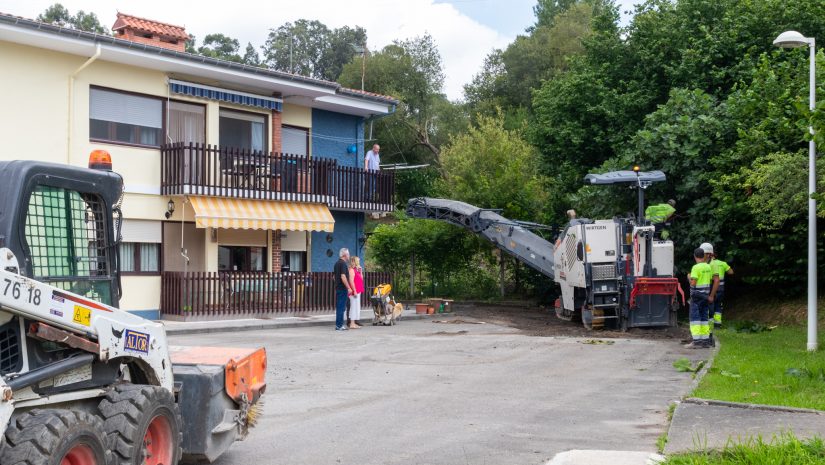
[406,198,555,279]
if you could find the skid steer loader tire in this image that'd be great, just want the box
[0,409,110,465]
[97,384,182,465]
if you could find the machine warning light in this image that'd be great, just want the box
[89,149,112,171]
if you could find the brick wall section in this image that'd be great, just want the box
[271,109,282,153]
[271,231,282,272]
[116,29,185,52]
[269,109,283,268]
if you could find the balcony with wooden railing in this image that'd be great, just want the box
[160,143,394,212]
[160,270,393,320]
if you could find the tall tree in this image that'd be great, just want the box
[325,26,367,82]
[262,20,366,81]
[70,10,106,34]
[197,33,242,62]
[185,34,197,54]
[242,43,261,66]
[37,3,108,34]
[37,3,72,28]
[440,112,553,224]
[339,34,455,167]
[533,0,579,29]
[465,0,596,115]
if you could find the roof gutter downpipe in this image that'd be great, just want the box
[364,104,397,140]
[68,44,102,164]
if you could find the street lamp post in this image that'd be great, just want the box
[774,30,819,352]
[351,43,367,91]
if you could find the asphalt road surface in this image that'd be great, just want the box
[170,312,699,465]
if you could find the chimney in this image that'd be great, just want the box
[112,13,188,52]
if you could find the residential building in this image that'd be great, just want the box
[0,12,396,319]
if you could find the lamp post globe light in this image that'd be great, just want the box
[773,31,818,352]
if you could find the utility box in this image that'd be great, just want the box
[652,240,674,276]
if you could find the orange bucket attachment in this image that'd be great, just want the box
[169,346,267,403]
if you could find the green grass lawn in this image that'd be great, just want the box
[693,325,825,410]
[662,434,825,464]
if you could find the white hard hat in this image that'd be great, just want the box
[699,242,714,254]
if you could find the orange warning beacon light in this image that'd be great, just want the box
[89,149,112,171]
[632,165,641,172]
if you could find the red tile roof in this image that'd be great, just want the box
[112,12,188,40]
[339,86,398,104]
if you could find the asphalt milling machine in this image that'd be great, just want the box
[407,169,684,330]
[0,157,266,465]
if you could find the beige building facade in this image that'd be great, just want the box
[0,13,396,318]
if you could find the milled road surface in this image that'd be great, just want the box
[171,312,699,465]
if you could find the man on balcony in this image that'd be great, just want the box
[365,144,381,201]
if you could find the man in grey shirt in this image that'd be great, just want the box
[364,144,380,200]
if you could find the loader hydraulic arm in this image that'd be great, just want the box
[406,198,556,278]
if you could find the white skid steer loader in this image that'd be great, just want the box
[0,156,266,465]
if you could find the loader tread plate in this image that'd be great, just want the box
[97,383,182,465]
[1,409,110,465]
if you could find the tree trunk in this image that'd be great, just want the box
[409,252,416,300]
[499,254,506,298]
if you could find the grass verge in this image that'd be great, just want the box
[692,325,825,410]
[657,403,678,453]
[661,434,825,464]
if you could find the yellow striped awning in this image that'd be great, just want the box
[188,197,335,232]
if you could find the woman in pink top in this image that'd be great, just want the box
[348,256,365,328]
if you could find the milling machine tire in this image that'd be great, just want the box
[582,305,604,330]
[0,409,111,465]
[669,304,678,328]
[97,384,182,465]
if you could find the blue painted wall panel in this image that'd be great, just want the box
[311,210,364,272]
[310,109,367,271]
[311,109,363,168]
[129,309,160,320]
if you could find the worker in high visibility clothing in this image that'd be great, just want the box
[645,199,676,223]
[645,199,676,238]
[700,242,733,327]
[687,247,715,349]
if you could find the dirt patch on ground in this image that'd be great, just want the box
[430,330,469,336]
[449,304,690,340]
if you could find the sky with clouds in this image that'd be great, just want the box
[0,0,640,100]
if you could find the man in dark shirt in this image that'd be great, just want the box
[333,248,353,330]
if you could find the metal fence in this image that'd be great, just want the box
[160,271,393,318]
[160,143,394,211]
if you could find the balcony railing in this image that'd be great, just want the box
[160,271,393,319]
[160,143,394,211]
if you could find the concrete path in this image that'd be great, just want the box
[546,450,664,465]
[161,308,431,335]
[665,398,825,454]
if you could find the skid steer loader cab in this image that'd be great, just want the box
[0,161,127,387]
[0,160,122,307]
